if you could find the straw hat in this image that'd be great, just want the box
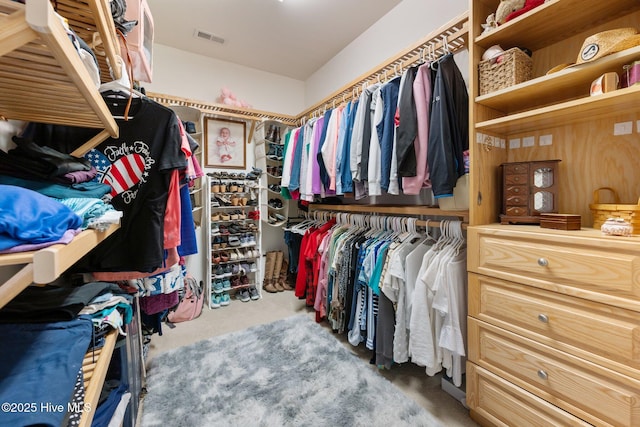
[547,28,640,74]
[576,28,640,64]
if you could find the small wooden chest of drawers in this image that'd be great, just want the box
[500,160,561,225]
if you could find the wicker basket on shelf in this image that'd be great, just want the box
[478,47,533,95]
[589,187,640,234]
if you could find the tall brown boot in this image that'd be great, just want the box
[279,259,294,290]
[263,251,278,293]
[272,251,285,292]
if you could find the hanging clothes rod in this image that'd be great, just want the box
[299,11,469,121]
[306,209,467,231]
[309,203,468,223]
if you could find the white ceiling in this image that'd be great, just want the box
[148,0,402,81]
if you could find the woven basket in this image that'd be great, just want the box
[589,187,640,234]
[479,47,533,95]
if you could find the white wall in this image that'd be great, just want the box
[145,44,306,116]
[304,0,469,108]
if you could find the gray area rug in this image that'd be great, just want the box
[141,314,443,427]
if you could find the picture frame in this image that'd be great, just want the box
[204,117,246,169]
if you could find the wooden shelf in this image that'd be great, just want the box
[0,0,118,149]
[149,92,299,127]
[475,0,640,50]
[476,84,640,134]
[0,223,119,309]
[79,328,118,427]
[54,0,122,83]
[476,45,640,114]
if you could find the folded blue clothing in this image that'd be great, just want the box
[0,184,83,251]
[55,197,115,229]
[0,174,111,199]
[0,316,93,427]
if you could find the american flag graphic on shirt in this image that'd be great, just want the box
[85,142,152,202]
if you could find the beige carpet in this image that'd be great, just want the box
[143,291,478,427]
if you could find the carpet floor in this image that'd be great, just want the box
[140,314,446,427]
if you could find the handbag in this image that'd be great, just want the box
[167,275,204,323]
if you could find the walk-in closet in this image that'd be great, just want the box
[4,0,639,426]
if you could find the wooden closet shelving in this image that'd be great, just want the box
[148,92,299,127]
[1,2,124,425]
[79,328,118,427]
[467,1,640,425]
[0,223,119,309]
[54,0,122,83]
[0,0,119,148]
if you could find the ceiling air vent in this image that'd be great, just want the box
[194,29,225,44]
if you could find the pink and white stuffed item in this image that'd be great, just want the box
[495,0,545,25]
[217,87,252,109]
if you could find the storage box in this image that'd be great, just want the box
[478,47,533,95]
[540,213,581,230]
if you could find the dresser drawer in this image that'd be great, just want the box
[504,184,527,198]
[469,318,640,427]
[467,226,640,311]
[467,363,591,427]
[504,193,527,206]
[469,273,640,379]
[504,206,529,216]
[503,163,529,175]
[504,174,528,185]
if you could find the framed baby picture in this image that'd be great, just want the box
[204,117,246,169]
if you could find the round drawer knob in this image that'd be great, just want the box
[537,370,548,380]
[538,314,549,323]
[538,258,549,267]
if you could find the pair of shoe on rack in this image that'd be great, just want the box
[212,278,231,292]
[265,124,282,143]
[245,166,262,180]
[212,251,231,264]
[237,286,260,302]
[267,144,284,160]
[267,166,283,177]
[247,210,260,221]
[211,292,231,308]
[263,252,293,293]
[237,248,260,259]
[268,198,284,209]
[213,265,233,279]
[268,184,282,193]
[229,210,247,221]
[212,235,227,250]
[211,181,228,193]
[268,213,286,224]
[227,235,241,248]
[209,171,247,180]
[227,182,245,193]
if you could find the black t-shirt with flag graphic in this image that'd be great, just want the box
[26,97,186,273]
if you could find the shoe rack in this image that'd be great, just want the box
[264,121,288,227]
[167,105,204,228]
[205,173,263,308]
